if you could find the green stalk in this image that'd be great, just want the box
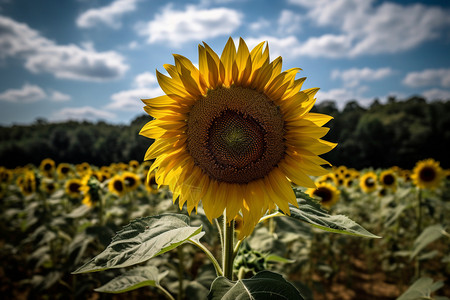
[415,188,423,279]
[416,188,422,236]
[189,238,223,276]
[222,214,235,280]
[177,246,184,300]
[158,285,176,300]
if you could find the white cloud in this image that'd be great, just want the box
[137,4,242,46]
[403,68,450,88]
[245,36,301,59]
[277,10,303,35]
[0,83,72,103]
[51,106,116,122]
[76,0,139,29]
[0,15,128,81]
[106,72,162,111]
[49,90,71,102]
[331,67,394,87]
[0,83,46,103]
[286,0,450,57]
[249,18,270,32]
[422,89,450,100]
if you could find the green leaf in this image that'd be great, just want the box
[410,224,445,259]
[208,270,304,300]
[94,266,169,293]
[265,254,295,264]
[397,277,445,300]
[73,214,204,274]
[286,192,380,238]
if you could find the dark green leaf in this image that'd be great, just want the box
[73,214,203,273]
[208,270,304,300]
[410,224,445,259]
[286,192,380,238]
[94,266,169,293]
[397,277,445,300]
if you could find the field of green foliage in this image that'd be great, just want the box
[1,159,449,299]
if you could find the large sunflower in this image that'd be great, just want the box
[411,159,443,189]
[140,37,336,238]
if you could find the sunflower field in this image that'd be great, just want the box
[1,158,449,299]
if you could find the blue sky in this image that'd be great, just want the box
[0,0,449,125]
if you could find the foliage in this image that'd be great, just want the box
[1,98,450,169]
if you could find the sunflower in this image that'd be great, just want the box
[57,163,72,178]
[40,158,55,177]
[80,175,101,207]
[129,160,140,170]
[379,169,397,191]
[359,172,377,193]
[20,171,36,195]
[65,178,82,198]
[140,37,336,238]
[307,182,340,210]
[41,179,57,194]
[122,171,141,192]
[411,159,443,189]
[0,167,13,183]
[108,174,126,196]
[145,172,158,194]
[76,162,91,176]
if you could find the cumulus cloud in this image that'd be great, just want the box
[49,90,71,102]
[403,68,450,88]
[281,0,450,58]
[332,67,394,87]
[0,15,128,81]
[0,83,46,103]
[137,4,242,46]
[76,0,139,29]
[106,72,162,111]
[51,106,116,122]
[0,83,72,103]
[422,89,450,100]
[277,10,303,35]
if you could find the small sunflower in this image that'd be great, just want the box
[40,158,55,177]
[140,37,336,238]
[411,159,443,189]
[20,171,36,195]
[57,163,72,178]
[41,179,57,194]
[65,178,82,198]
[307,182,340,209]
[76,162,91,176]
[81,175,101,207]
[145,172,158,194]
[108,174,126,197]
[379,169,397,190]
[359,172,377,193]
[0,167,13,183]
[129,160,140,170]
[122,171,140,192]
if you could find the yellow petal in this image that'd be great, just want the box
[220,37,236,86]
[278,157,317,188]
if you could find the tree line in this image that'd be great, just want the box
[0,96,449,169]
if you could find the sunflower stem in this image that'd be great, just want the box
[222,214,235,280]
[188,238,223,276]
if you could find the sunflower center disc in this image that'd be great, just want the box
[187,86,285,184]
[383,174,395,185]
[315,187,332,203]
[420,167,436,182]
